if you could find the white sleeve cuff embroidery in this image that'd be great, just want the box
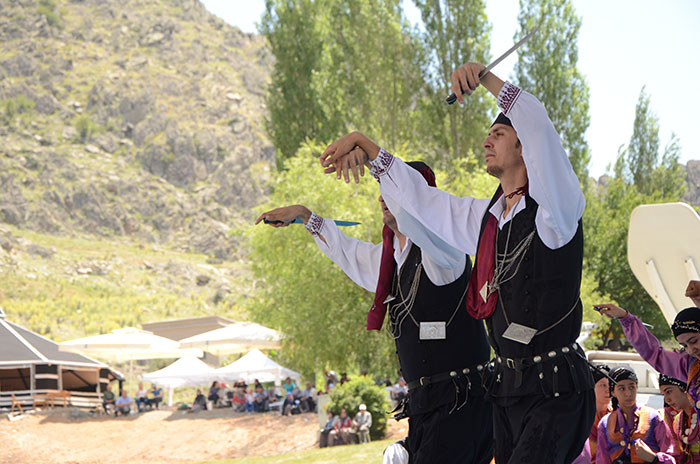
[369,148,395,181]
[305,212,324,236]
[497,81,522,115]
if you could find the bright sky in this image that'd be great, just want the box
[207,0,700,178]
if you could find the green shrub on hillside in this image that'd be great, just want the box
[37,0,63,29]
[327,376,390,440]
[3,95,35,120]
[74,114,99,142]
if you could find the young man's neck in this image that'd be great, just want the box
[389,225,407,251]
[500,169,528,218]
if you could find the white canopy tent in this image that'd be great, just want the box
[142,356,216,406]
[215,349,300,386]
[179,321,282,356]
[58,328,203,362]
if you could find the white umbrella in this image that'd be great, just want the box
[58,327,203,362]
[143,355,216,406]
[179,321,282,356]
[215,348,300,386]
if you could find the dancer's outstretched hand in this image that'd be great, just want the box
[320,132,360,172]
[323,147,369,184]
[255,205,311,227]
[451,62,486,104]
[633,439,656,462]
[593,303,628,319]
[686,280,700,307]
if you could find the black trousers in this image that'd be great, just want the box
[407,397,493,464]
[492,390,595,464]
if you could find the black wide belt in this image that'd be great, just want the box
[495,342,580,371]
[407,364,485,391]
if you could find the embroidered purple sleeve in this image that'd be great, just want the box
[369,148,395,181]
[304,212,324,236]
[497,81,522,115]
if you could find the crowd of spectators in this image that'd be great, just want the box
[101,382,164,416]
[319,404,373,447]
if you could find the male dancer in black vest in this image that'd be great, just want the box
[320,62,595,463]
[256,162,492,463]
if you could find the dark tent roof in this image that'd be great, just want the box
[0,316,123,378]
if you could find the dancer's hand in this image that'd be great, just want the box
[322,147,369,184]
[593,303,628,319]
[686,280,700,307]
[451,62,486,104]
[255,205,311,226]
[633,439,656,462]
[321,132,361,172]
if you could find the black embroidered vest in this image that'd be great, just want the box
[389,244,490,413]
[477,188,594,400]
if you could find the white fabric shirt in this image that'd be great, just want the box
[304,210,466,289]
[370,81,585,254]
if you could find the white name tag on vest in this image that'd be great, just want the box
[502,322,537,345]
[420,322,446,340]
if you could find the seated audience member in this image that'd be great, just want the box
[330,408,355,446]
[232,387,245,412]
[254,379,263,391]
[102,383,116,414]
[135,382,148,412]
[339,372,349,385]
[218,382,231,407]
[354,404,372,444]
[190,389,207,413]
[115,390,133,416]
[253,386,268,412]
[281,392,298,416]
[245,386,255,414]
[208,381,221,407]
[147,383,164,409]
[267,387,279,402]
[282,377,296,396]
[320,410,339,448]
[300,382,317,413]
[391,378,407,404]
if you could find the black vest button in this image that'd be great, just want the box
[524,290,530,295]
[524,274,529,279]
[524,307,530,313]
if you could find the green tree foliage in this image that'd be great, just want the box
[584,89,686,346]
[514,0,591,180]
[260,0,426,168]
[327,376,391,440]
[37,0,63,29]
[74,114,99,142]
[413,0,495,165]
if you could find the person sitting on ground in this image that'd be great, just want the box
[217,382,231,407]
[281,392,299,416]
[282,377,296,396]
[391,378,407,404]
[330,408,355,446]
[115,390,133,416]
[300,382,317,413]
[135,382,148,413]
[339,373,349,385]
[320,410,339,448]
[208,381,221,407]
[244,386,255,414]
[254,379,263,391]
[102,383,116,414]
[190,388,207,413]
[253,386,268,413]
[147,383,163,410]
[354,404,372,444]
[231,387,245,412]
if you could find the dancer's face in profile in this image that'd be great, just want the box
[482,124,522,178]
[378,195,398,230]
[677,332,700,360]
[612,379,637,410]
[594,377,610,405]
[660,384,691,411]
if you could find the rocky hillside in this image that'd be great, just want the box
[0,0,273,260]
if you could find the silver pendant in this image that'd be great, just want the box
[502,322,537,345]
[383,294,396,304]
[419,321,446,340]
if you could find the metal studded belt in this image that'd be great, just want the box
[407,364,485,391]
[496,342,580,371]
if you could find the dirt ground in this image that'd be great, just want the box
[0,407,408,464]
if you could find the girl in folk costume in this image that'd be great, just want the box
[597,291,700,452]
[590,365,614,462]
[596,367,675,463]
[659,374,700,463]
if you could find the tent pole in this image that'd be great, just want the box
[168,387,173,407]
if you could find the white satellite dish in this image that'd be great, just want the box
[628,202,700,325]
